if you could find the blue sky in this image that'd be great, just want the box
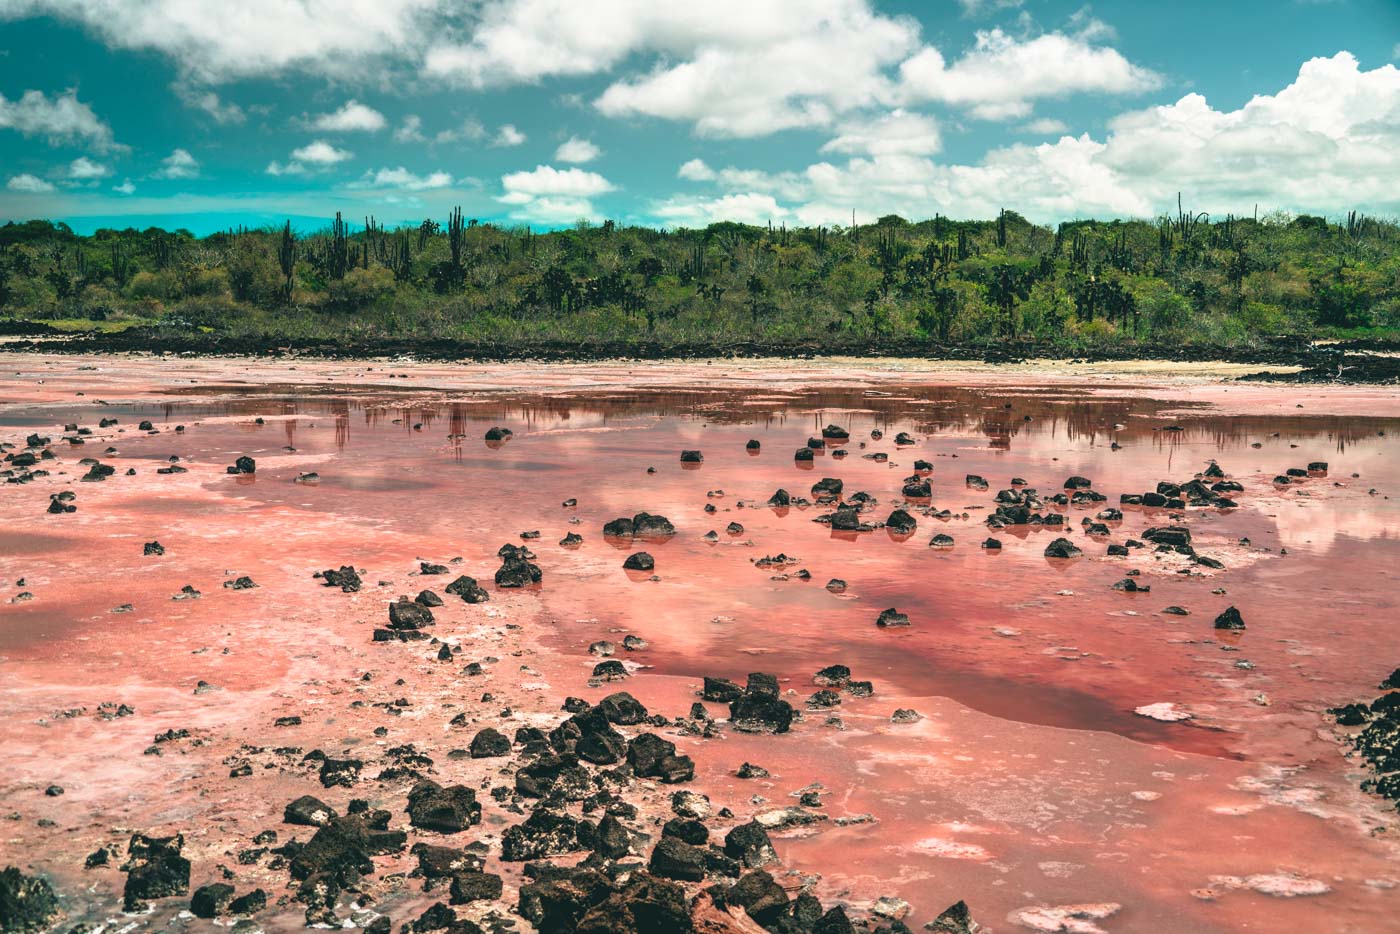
[1,0,1398,235]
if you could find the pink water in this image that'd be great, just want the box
[2,354,1398,932]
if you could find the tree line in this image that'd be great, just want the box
[1,197,1396,347]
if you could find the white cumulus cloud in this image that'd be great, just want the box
[292,140,352,164]
[499,163,614,222]
[821,109,941,156]
[651,53,1400,227]
[350,166,454,190]
[0,0,445,82]
[152,147,199,179]
[67,156,111,179]
[311,99,387,132]
[0,88,119,151]
[677,158,716,181]
[899,27,1161,120]
[493,123,526,146]
[6,172,55,192]
[555,135,601,162]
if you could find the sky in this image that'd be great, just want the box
[1,0,1398,235]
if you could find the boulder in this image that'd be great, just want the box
[445,575,490,603]
[623,552,655,572]
[876,608,910,628]
[1214,606,1246,630]
[1044,538,1082,559]
[407,780,482,833]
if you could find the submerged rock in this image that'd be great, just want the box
[1044,538,1082,559]
[876,607,910,628]
[1214,606,1246,630]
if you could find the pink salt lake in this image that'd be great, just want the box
[1,353,1398,933]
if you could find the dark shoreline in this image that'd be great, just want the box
[3,324,1399,383]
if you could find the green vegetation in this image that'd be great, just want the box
[2,199,1398,349]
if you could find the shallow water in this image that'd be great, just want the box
[2,355,1399,933]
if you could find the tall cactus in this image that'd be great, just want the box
[328,212,349,280]
[278,220,296,299]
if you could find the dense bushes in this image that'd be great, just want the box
[1,206,1397,347]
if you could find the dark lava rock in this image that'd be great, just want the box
[122,833,190,911]
[143,540,165,556]
[811,477,843,498]
[496,545,542,588]
[517,866,615,932]
[821,424,849,440]
[407,780,482,833]
[414,844,484,880]
[319,758,362,788]
[1333,703,1371,726]
[876,607,910,628]
[627,734,695,782]
[449,871,504,905]
[485,427,513,441]
[1143,526,1193,548]
[389,600,435,631]
[1214,606,1246,630]
[592,660,628,681]
[469,727,511,758]
[886,509,917,534]
[191,882,235,918]
[746,439,761,451]
[767,488,792,507]
[679,450,703,463]
[928,900,979,934]
[724,821,777,868]
[445,575,490,603]
[702,677,743,702]
[0,866,59,933]
[826,578,847,593]
[647,837,706,882]
[561,532,584,546]
[1065,476,1092,489]
[726,870,790,926]
[228,888,267,915]
[814,664,851,687]
[894,432,915,445]
[320,566,362,593]
[901,478,932,498]
[598,692,648,725]
[290,813,406,882]
[574,871,690,934]
[746,672,779,697]
[227,456,256,475]
[981,538,1002,549]
[929,533,954,548]
[794,448,814,462]
[417,589,444,607]
[1044,538,1082,559]
[420,562,449,575]
[728,692,795,734]
[623,552,654,572]
[1163,606,1190,616]
[284,795,337,827]
[501,810,585,861]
